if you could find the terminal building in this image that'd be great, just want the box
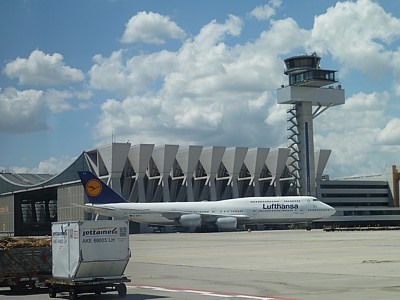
[1,54,400,235]
[1,143,400,235]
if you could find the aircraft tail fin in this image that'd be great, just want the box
[78,171,127,204]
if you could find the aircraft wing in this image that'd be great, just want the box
[76,204,250,224]
[161,211,250,223]
[73,203,117,218]
[202,213,250,223]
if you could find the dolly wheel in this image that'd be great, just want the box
[117,283,127,297]
[9,285,19,294]
[48,286,57,298]
[69,287,78,300]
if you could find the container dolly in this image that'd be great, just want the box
[46,276,130,299]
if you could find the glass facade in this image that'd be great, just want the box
[289,69,336,86]
[284,55,321,74]
[0,195,14,235]
[57,184,85,222]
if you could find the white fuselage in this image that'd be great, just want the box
[86,196,335,227]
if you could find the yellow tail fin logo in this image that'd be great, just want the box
[85,179,102,197]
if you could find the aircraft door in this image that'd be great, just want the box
[300,198,311,215]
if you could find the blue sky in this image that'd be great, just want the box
[1,0,400,178]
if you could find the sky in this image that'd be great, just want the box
[1,0,400,178]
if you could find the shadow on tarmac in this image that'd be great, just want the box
[0,287,48,296]
[0,288,168,299]
[55,294,169,299]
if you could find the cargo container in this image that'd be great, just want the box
[47,220,131,299]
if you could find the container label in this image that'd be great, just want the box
[82,227,118,237]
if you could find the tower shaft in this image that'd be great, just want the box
[296,102,315,196]
[277,53,345,197]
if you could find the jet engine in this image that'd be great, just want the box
[179,214,202,227]
[215,217,237,230]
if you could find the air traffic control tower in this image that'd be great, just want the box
[277,53,345,197]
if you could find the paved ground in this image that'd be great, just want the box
[1,229,400,299]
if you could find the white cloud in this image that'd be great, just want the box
[394,83,400,98]
[90,15,258,101]
[250,0,282,21]
[189,14,243,49]
[173,98,223,130]
[91,14,312,150]
[310,0,400,76]
[376,118,400,145]
[315,91,391,177]
[304,0,400,176]
[4,0,398,178]
[248,91,271,111]
[256,18,310,56]
[95,95,159,138]
[392,50,400,97]
[0,86,90,133]
[42,89,74,113]
[317,127,383,177]
[4,156,76,174]
[317,92,388,134]
[42,88,91,113]
[0,87,47,133]
[0,50,90,134]
[89,49,177,95]
[33,156,76,174]
[120,11,186,44]
[3,50,84,85]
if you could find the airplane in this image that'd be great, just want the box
[77,171,336,231]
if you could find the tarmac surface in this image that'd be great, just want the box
[1,229,400,299]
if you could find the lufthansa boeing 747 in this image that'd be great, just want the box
[78,171,335,231]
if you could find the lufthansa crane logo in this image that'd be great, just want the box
[85,179,102,197]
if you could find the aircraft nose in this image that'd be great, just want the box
[327,204,336,216]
